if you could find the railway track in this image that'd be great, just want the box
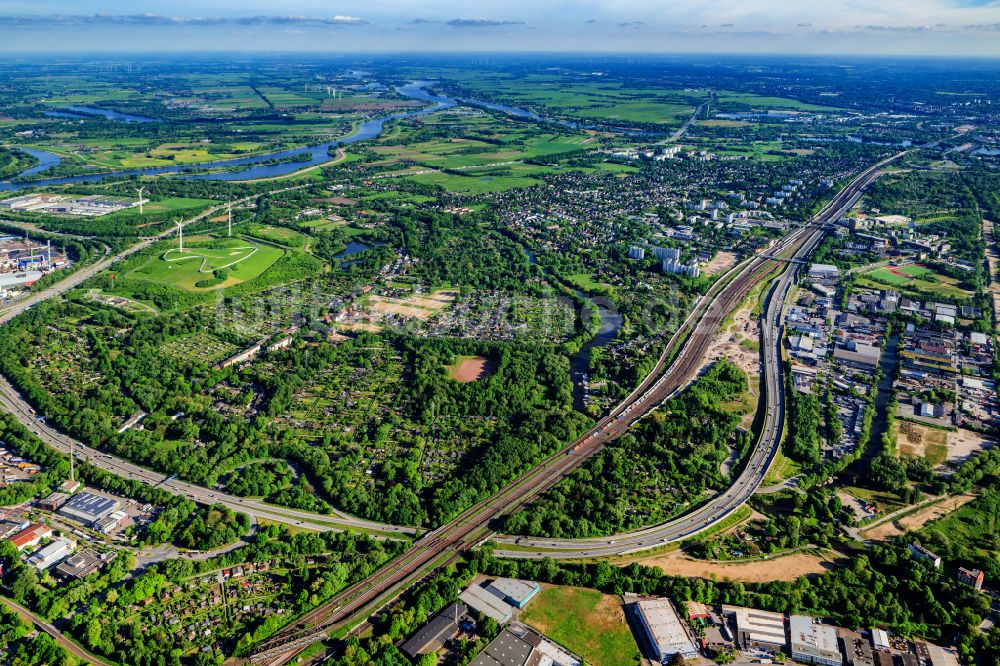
[249,151,906,664]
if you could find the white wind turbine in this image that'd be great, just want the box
[136,186,146,215]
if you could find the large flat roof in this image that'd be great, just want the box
[57,491,120,523]
[789,615,840,657]
[468,629,534,666]
[636,599,697,656]
[487,578,539,603]
[724,605,787,646]
[461,585,514,623]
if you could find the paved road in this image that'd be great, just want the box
[0,595,113,665]
[247,153,908,664]
[0,195,417,539]
[491,223,817,559]
[486,151,903,559]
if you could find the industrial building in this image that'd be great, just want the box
[460,584,515,623]
[808,263,841,285]
[789,615,841,666]
[38,491,69,511]
[468,629,535,666]
[400,601,469,658]
[871,628,891,652]
[57,491,121,527]
[839,629,875,666]
[8,523,53,551]
[486,578,540,609]
[723,605,788,652]
[468,627,580,666]
[94,510,128,534]
[54,549,117,580]
[632,598,698,663]
[0,518,29,541]
[27,537,75,570]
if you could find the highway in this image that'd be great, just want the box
[247,152,907,663]
[0,193,419,539]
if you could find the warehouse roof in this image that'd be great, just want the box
[57,491,120,524]
[460,585,514,623]
[399,602,468,658]
[636,599,697,657]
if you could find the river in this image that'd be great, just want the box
[0,80,664,191]
[570,299,623,412]
[0,81,454,191]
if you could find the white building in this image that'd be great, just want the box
[789,615,841,666]
[633,599,698,663]
[28,537,76,570]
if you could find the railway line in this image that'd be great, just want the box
[249,152,907,663]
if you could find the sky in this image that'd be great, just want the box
[0,0,998,56]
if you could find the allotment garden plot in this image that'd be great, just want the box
[268,340,499,499]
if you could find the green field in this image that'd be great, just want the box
[857,264,971,299]
[565,272,614,293]
[127,237,284,291]
[520,586,642,666]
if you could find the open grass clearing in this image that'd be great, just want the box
[126,237,283,292]
[519,585,641,666]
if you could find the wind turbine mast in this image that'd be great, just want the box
[228,201,233,237]
[136,186,146,215]
[175,221,184,252]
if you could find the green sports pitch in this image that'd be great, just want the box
[128,237,284,291]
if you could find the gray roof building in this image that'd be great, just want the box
[400,601,469,658]
[468,630,535,666]
[57,491,120,526]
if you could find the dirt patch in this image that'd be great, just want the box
[897,423,994,470]
[949,427,996,465]
[698,295,761,386]
[634,550,840,583]
[703,251,739,276]
[366,289,456,320]
[862,493,978,540]
[449,356,496,383]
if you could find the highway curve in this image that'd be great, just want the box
[0,191,417,539]
[247,154,907,664]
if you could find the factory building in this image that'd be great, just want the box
[486,578,540,609]
[723,605,788,652]
[789,615,841,666]
[461,584,515,623]
[27,537,75,570]
[57,491,121,527]
[400,601,469,658]
[8,523,53,551]
[54,549,117,580]
[632,598,698,663]
[808,263,841,285]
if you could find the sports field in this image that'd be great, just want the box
[127,237,283,291]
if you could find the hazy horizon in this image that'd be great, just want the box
[0,0,998,57]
